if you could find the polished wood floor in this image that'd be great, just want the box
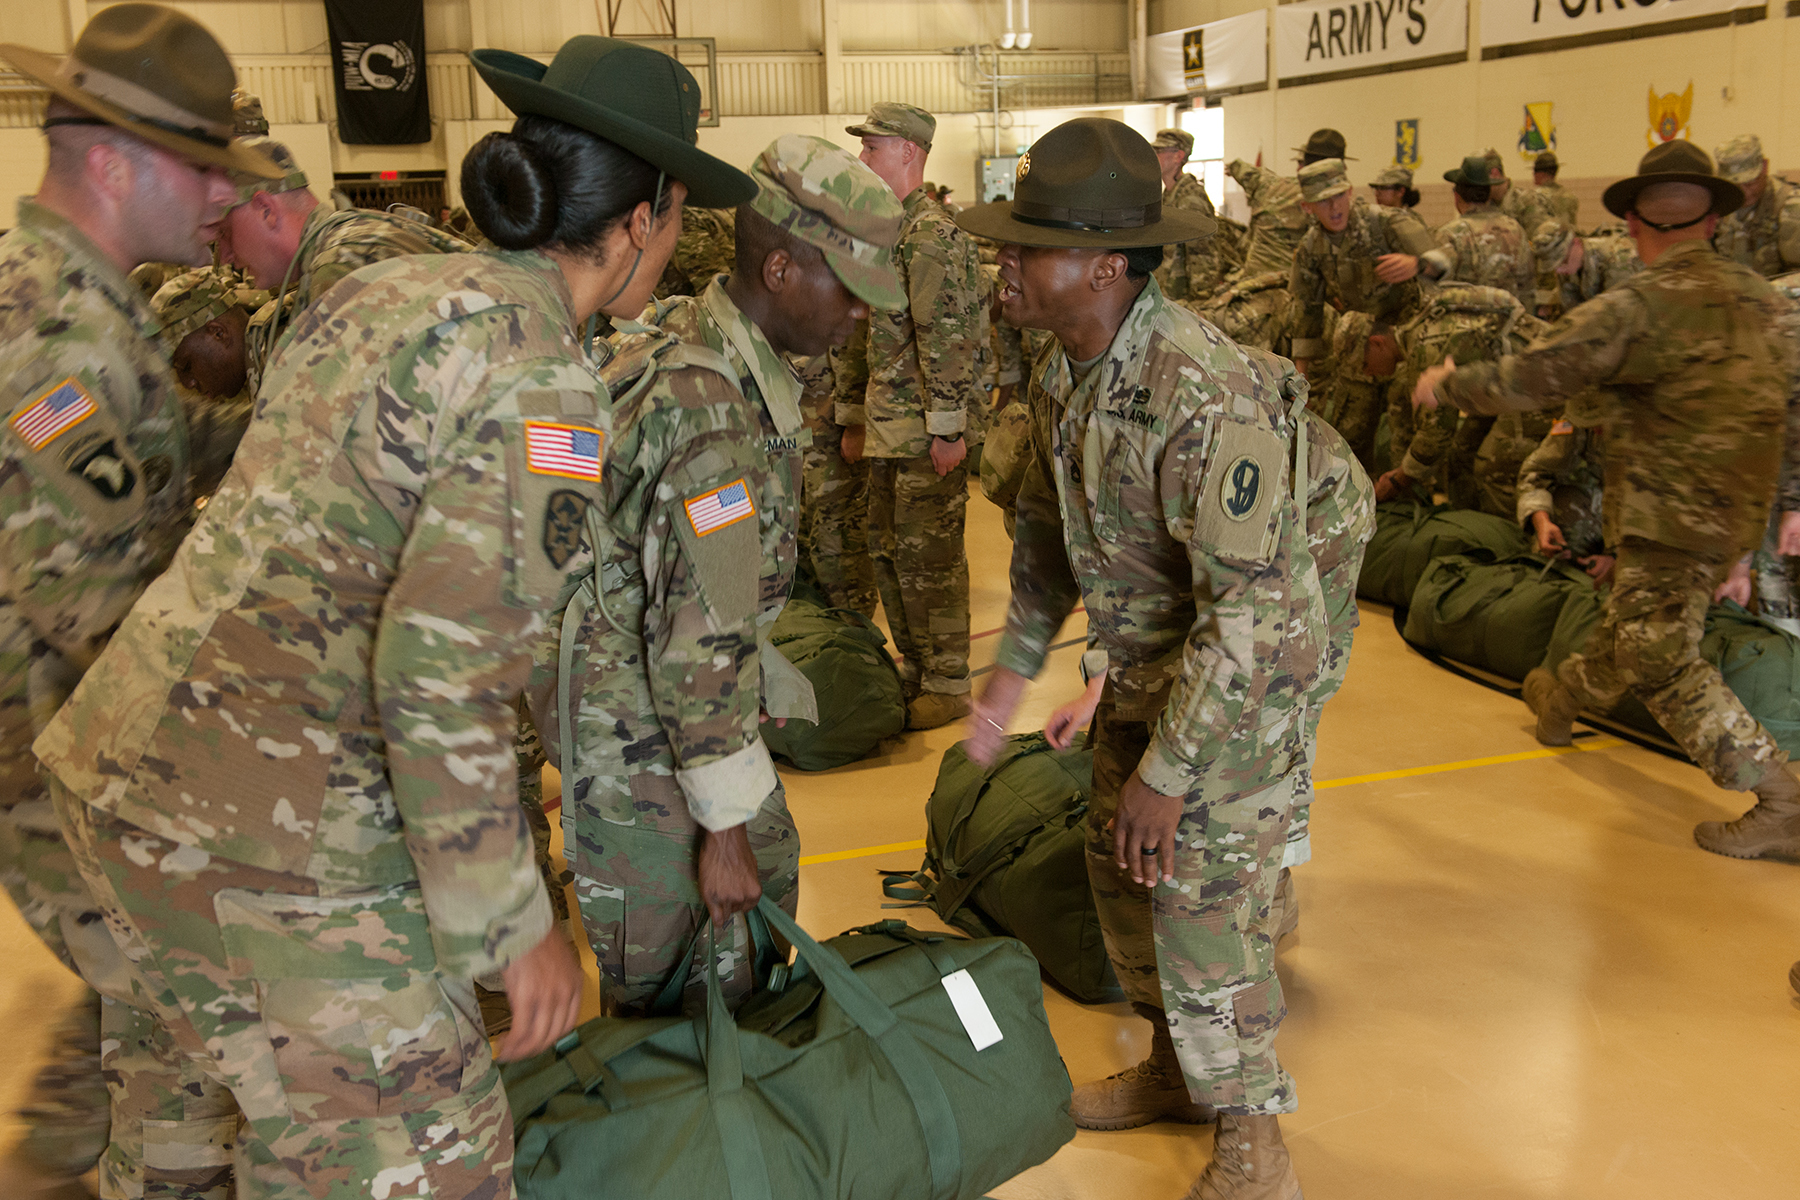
[2,486,1795,1199]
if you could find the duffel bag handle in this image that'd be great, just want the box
[650,906,781,1017]
[751,897,965,1200]
[701,925,777,1200]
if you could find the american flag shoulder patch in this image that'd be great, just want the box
[525,421,604,481]
[11,378,96,451]
[684,478,756,536]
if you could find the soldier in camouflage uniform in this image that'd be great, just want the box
[1225,158,1309,279]
[36,34,739,1198]
[1369,165,1421,212]
[961,117,1347,1200]
[1418,140,1800,864]
[1532,151,1579,226]
[0,9,282,1196]
[800,320,878,614]
[1540,221,1644,311]
[1712,134,1800,278]
[150,268,268,498]
[535,135,898,1018]
[1389,155,1534,306]
[1189,270,1292,354]
[1151,128,1222,302]
[218,137,472,394]
[1517,419,1608,566]
[842,101,984,729]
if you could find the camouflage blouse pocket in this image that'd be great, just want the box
[1089,416,1153,544]
[214,882,437,978]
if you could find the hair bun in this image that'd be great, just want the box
[461,131,559,250]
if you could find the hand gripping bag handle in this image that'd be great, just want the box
[701,923,777,1200]
[730,897,966,1200]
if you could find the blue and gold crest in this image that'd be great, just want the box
[1394,119,1420,170]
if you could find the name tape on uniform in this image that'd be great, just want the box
[13,378,95,451]
[940,969,1003,1052]
[685,478,756,536]
[525,421,604,481]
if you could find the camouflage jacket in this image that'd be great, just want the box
[657,207,739,299]
[837,187,982,458]
[1561,233,1642,310]
[1770,272,1800,514]
[1714,178,1800,279]
[1289,197,1434,356]
[1442,240,1797,559]
[1190,270,1291,353]
[0,200,246,802]
[1225,161,1310,280]
[1500,185,1555,241]
[533,279,808,838]
[1421,205,1534,306]
[245,204,471,395]
[996,278,1326,802]
[1533,182,1579,228]
[1391,283,1542,481]
[1155,172,1220,303]
[1516,420,1607,557]
[36,249,608,978]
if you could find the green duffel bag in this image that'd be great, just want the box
[884,733,1118,1004]
[1357,502,1530,607]
[1403,552,1597,682]
[761,594,905,771]
[505,898,1076,1200]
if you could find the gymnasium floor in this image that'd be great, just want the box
[1,486,1796,1199]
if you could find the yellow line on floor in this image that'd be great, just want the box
[798,737,1625,867]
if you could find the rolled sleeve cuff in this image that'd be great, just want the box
[1516,493,1552,524]
[675,739,779,832]
[996,367,1021,386]
[1079,648,1109,685]
[994,630,1048,681]
[446,875,553,980]
[926,409,967,436]
[1419,249,1452,280]
[1400,450,1434,481]
[1135,736,1197,798]
[835,402,866,427]
[1290,337,1325,359]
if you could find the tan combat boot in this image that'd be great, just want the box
[1070,1019,1216,1130]
[1522,668,1581,747]
[907,691,970,731]
[1184,1113,1303,1200]
[1693,769,1800,860]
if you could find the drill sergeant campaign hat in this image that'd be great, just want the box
[1369,165,1414,189]
[1152,128,1195,158]
[1603,139,1744,220]
[955,117,1216,249]
[1444,155,1496,188]
[1713,134,1768,185]
[471,37,756,208]
[1534,150,1560,173]
[1,3,282,179]
[844,101,936,152]
[1295,128,1353,162]
[226,137,309,208]
[747,134,906,310]
[1298,158,1352,203]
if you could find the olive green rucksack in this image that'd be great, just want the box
[1403,551,1598,682]
[1356,501,1529,608]
[885,733,1119,1004]
[761,593,905,771]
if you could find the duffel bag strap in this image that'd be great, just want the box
[754,898,965,1200]
[650,906,781,1017]
[504,1037,616,1120]
[701,924,776,1200]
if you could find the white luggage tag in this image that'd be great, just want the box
[941,969,1004,1051]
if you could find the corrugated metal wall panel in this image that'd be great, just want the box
[716,55,826,117]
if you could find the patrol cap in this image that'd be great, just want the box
[1444,155,1494,188]
[748,134,906,310]
[1298,158,1351,203]
[1533,150,1559,173]
[955,117,1216,249]
[1369,165,1413,189]
[1532,220,1576,267]
[1714,134,1767,185]
[1294,128,1353,162]
[227,136,309,208]
[1603,139,1743,219]
[232,87,268,136]
[0,3,282,179]
[1152,128,1195,158]
[844,102,935,151]
[151,268,248,350]
[1484,147,1508,181]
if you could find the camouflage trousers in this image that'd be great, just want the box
[1751,512,1800,637]
[1445,414,1495,511]
[1315,375,1383,478]
[867,455,971,695]
[1559,537,1789,792]
[1472,411,1557,521]
[570,772,800,1018]
[1086,699,1296,1116]
[800,429,877,617]
[52,782,515,1200]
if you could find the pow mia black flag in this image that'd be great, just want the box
[324,0,431,144]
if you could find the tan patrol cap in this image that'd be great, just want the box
[151,268,256,350]
[1152,128,1195,157]
[227,136,309,208]
[1714,134,1767,185]
[748,134,906,310]
[1298,158,1351,204]
[844,101,935,152]
[1369,165,1413,189]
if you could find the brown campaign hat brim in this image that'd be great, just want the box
[1602,170,1743,219]
[0,42,282,179]
[955,199,1215,249]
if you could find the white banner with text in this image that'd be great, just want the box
[1147,10,1268,96]
[1481,0,1747,50]
[1275,0,1467,81]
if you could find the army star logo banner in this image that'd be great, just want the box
[323,0,431,144]
[1145,11,1267,97]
